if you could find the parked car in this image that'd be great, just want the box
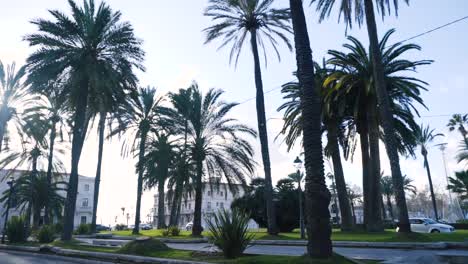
[185,222,193,231]
[95,224,111,232]
[141,224,153,230]
[396,217,455,233]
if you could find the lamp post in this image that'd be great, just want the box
[293,156,305,239]
[2,177,15,244]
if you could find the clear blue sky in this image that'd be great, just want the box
[1,0,467,225]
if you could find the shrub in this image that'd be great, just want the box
[115,224,127,231]
[54,222,63,234]
[206,209,254,259]
[6,217,27,243]
[161,229,170,237]
[118,238,169,256]
[37,225,56,243]
[75,223,91,235]
[168,226,180,236]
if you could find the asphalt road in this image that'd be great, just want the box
[165,242,467,261]
[0,250,113,264]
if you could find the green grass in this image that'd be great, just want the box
[252,229,468,242]
[103,228,468,242]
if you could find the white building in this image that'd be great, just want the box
[153,183,258,229]
[0,170,94,231]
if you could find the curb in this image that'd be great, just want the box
[0,244,209,264]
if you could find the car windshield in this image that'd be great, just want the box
[424,219,437,224]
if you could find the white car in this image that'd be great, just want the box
[397,218,455,233]
[185,222,193,231]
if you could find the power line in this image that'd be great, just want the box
[236,15,468,107]
[397,15,468,44]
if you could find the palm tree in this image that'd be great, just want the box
[381,176,395,221]
[311,0,413,233]
[28,88,69,225]
[447,114,468,148]
[287,170,304,238]
[448,171,468,201]
[277,65,354,232]
[0,61,27,153]
[0,172,67,227]
[111,87,164,234]
[326,29,430,231]
[25,0,144,240]
[415,124,442,220]
[288,0,332,257]
[143,132,176,229]
[167,83,257,236]
[203,0,292,235]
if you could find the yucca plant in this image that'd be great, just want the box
[206,209,254,259]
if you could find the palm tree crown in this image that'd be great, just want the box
[448,171,468,200]
[311,0,409,28]
[203,0,292,65]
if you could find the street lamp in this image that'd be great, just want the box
[2,176,15,244]
[293,156,305,239]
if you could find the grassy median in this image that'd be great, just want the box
[104,228,468,242]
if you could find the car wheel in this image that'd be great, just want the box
[431,229,440,233]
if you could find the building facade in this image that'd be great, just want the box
[153,183,258,229]
[0,170,95,231]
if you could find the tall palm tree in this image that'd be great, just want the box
[0,61,27,153]
[347,186,362,225]
[167,83,257,236]
[277,64,354,232]
[111,87,164,234]
[203,0,292,235]
[143,132,176,229]
[448,171,468,201]
[288,0,332,257]
[326,29,430,231]
[25,0,144,240]
[311,0,413,233]
[415,124,442,220]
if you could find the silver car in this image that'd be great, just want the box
[397,217,455,233]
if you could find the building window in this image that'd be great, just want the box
[207,191,211,196]
[216,202,219,207]
[188,203,191,210]
[84,184,89,191]
[220,202,224,209]
[207,202,211,210]
[82,198,88,207]
[81,216,87,224]
[220,191,223,196]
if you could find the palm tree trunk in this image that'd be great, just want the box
[0,118,6,153]
[358,116,371,228]
[44,120,57,225]
[381,196,387,219]
[327,119,353,231]
[367,97,383,232]
[363,0,411,233]
[157,179,166,229]
[423,154,439,220]
[133,130,148,235]
[289,0,332,257]
[62,82,89,241]
[169,183,182,226]
[192,157,204,236]
[91,111,106,233]
[386,195,395,220]
[249,30,277,235]
[350,201,356,225]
